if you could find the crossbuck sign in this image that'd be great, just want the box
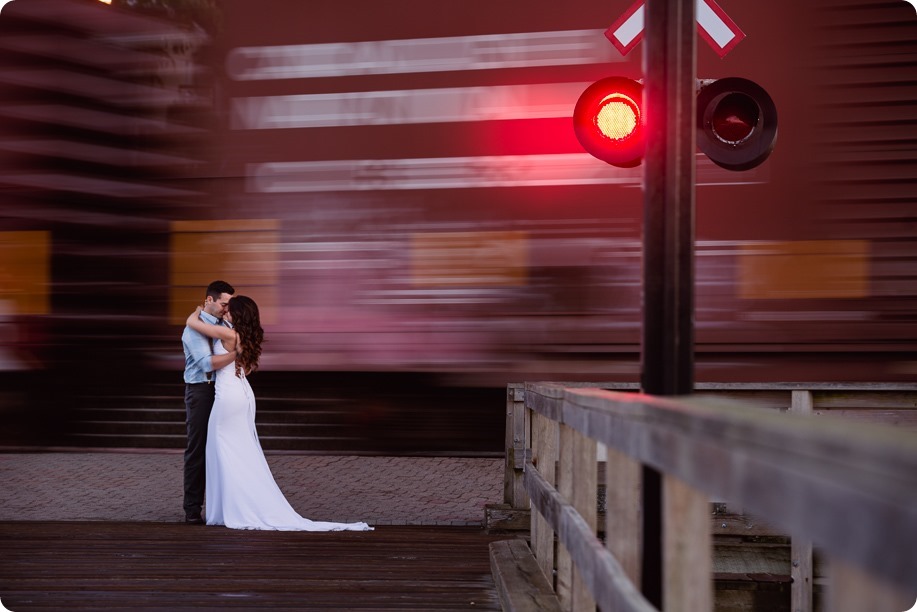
[606,0,746,58]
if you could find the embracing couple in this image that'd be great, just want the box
[180,280,372,532]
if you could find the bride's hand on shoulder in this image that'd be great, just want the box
[187,305,204,326]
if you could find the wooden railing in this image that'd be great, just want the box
[494,383,917,612]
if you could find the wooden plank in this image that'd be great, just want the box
[0,522,505,610]
[556,423,575,609]
[527,383,917,392]
[813,409,917,428]
[506,383,529,508]
[525,383,565,422]
[813,390,917,409]
[696,390,791,411]
[520,396,531,506]
[505,385,518,505]
[485,503,532,531]
[711,505,785,539]
[713,542,789,577]
[568,426,596,612]
[531,410,558,586]
[663,474,712,612]
[693,383,917,392]
[490,539,561,612]
[811,389,917,428]
[790,390,815,612]
[791,540,814,612]
[488,504,789,540]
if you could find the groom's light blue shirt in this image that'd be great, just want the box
[182,310,222,384]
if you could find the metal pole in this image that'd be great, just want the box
[641,0,697,607]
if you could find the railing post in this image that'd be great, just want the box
[556,423,574,608]
[531,410,558,586]
[790,390,814,612]
[606,446,643,587]
[505,384,529,509]
[663,475,712,612]
[556,423,597,612]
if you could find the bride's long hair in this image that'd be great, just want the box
[228,295,264,377]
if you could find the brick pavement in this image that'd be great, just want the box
[0,452,504,526]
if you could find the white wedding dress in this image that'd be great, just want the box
[205,340,372,531]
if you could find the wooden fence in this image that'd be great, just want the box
[492,383,917,612]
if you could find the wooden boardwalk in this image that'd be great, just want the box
[0,522,510,610]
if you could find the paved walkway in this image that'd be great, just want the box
[0,452,504,526]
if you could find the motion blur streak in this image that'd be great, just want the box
[249,154,639,192]
[248,154,766,193]
[226,29,621,81]
[232,83,590,129]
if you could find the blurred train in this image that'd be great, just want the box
[0,0,914,448]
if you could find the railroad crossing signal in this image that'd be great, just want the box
[573,76,777,170]
[576,1,776,170]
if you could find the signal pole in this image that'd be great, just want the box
[641,0,696,607]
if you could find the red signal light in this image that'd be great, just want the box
[697,77,777,171]
[574,77,645,168]
[596,92,640,140]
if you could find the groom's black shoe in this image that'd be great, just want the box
[185,513,204,525]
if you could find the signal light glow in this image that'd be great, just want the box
[574,77,645,168]
[596,94,639,141]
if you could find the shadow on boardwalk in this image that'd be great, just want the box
[0,522,511,610]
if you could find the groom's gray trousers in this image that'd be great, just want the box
[183,382,215,517]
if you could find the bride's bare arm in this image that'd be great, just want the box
[186,307,235,342]
[217,332,238,356]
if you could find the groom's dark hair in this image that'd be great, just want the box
[206,280,235,300]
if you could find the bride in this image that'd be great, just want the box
[186,296,372,532]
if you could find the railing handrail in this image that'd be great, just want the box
[523,381,917,391]
[520,382,917,611]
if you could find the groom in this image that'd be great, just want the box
[181,280,235,524]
